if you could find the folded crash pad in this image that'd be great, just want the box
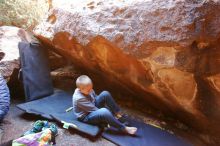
[18,42,53,101]
[17,89,101,137]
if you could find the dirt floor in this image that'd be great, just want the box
[0,97,206,146]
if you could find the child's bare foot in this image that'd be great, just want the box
[124,126,137,135]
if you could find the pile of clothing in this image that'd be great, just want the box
[12,120,58,146]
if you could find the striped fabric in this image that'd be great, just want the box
[12,129,53,146]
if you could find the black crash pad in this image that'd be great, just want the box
[18,42,53,101]
[17,89,192,146]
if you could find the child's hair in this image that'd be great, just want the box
[76,75,92,88]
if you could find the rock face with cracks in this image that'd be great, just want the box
[34,0,220,140]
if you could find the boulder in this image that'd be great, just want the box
[34,0,220,139]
